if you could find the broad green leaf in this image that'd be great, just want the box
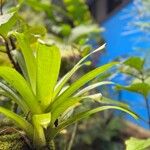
[36,43,61,109]
[116,83,150,97]
[0,81,29,114]
[32,113,51,147]
[0,12,17,37]
[0,106,33,138]
[74,81,114,97]
[123,57,144,71]
[119,65,139,78]
[50,62,117,112]
[53,44,105,99]
[126,137,150,150]
[50,106,138,138]
[0,67,42,114]
[14,32,36,93]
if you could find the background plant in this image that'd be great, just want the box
[116,56,150,128]
[0,29,138,149]
[0,1,140,150]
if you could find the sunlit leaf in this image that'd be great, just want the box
[14,32,36,93]
[126,137,150,150]
[0,67,42,114]
[0,81,29,113]
[51,94,102,124]
[50,62,117,112]
[53,44,105,99]
[116,83,150,97]
[0,106,33,138]
[74,81,114,97]
[123,57,144,71]
[50,106,138,139]
[36,43,61,109]
[0,12,17,36]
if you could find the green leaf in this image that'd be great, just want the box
[29,25,47,38]
[13,32,36,93]
[74,81,114,97]
[36,43,61,109]
[33,113,51,129]
[0,106,33,138]
[32,113,51,147]
[51,94,102,124]
[53,65,81,99]
[50,105,138,138]
[98,97,129,108]
[26,0,53,19]
[0,12,17,37]
[53,44,105,99]
[123,57,144,71]
[0,67,42,114]
[126,137,150,150]
[50,62,117,111]
[0,81,29,114]
[116,83,150,97]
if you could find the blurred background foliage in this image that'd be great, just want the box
[1,0,104,76]
[1,0,150,150]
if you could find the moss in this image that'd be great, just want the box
[0,133,30,150]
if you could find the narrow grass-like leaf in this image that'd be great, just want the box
[0,106,33,138]
[0,67,42,114]
[53,44,105,99]
[53,65,81,99]
[74,81,114,97]
[58,62,117,99]
[0,81,29,113]
[48,62,117,112]
[51,97,84,124]
[97,96,129,108]
[14,32,36,93]
[51,94,102,124]
[50,106,138,138]
[36,43,61,109]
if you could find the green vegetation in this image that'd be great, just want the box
[0,0,141,150]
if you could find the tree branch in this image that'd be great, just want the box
[0,0,3,15]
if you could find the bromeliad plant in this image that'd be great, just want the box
[0,32,137,149]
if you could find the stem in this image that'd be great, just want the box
[3,37,21,113]
[32,116,47,149]
[49,140,55,150]
[140,71,150,129]
[4,38,16,68]
[145,97,150,129]
[67,123,78,150]
[0,0,3,15]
